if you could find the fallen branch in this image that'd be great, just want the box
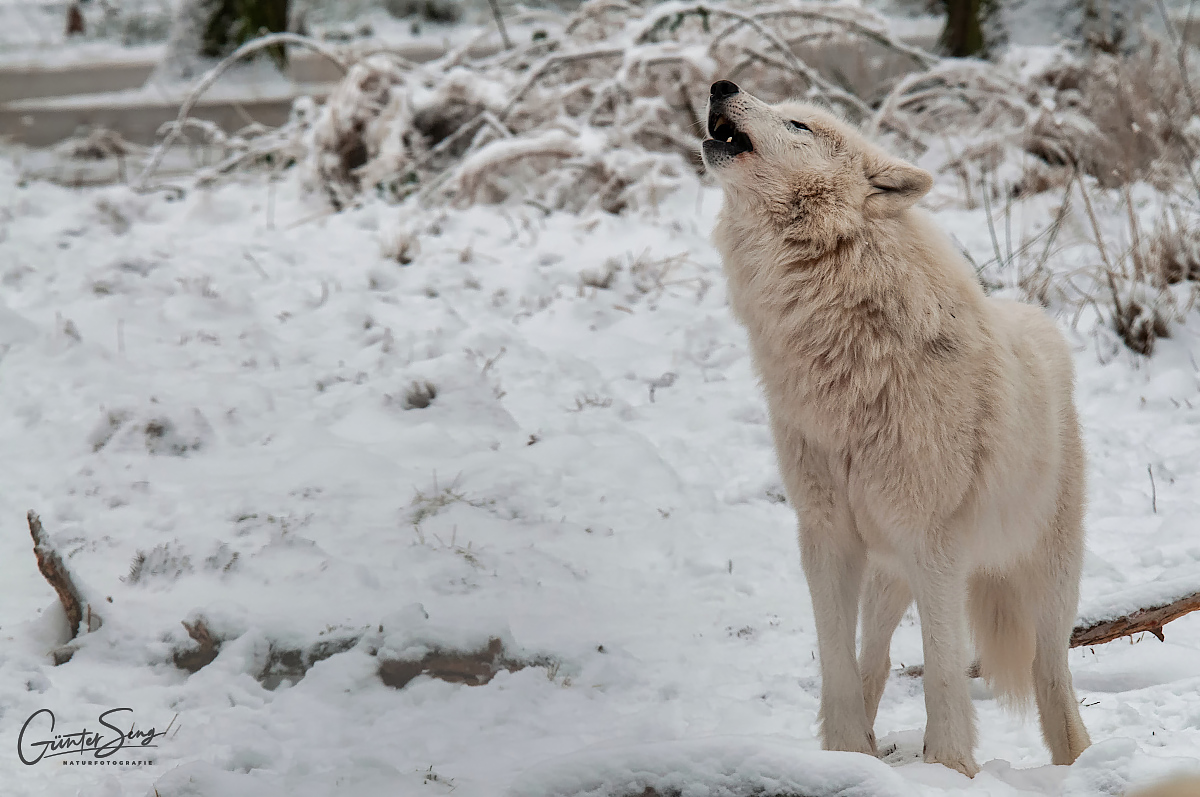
[898,587,1200,679]
[1070,590,1200,647]
[28,511,96,640]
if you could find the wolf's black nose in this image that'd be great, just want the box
[711,80,739,100]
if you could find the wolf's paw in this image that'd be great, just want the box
[923,746,979,778]
[823,728,877,757]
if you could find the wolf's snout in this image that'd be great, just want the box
[711,80,739,99]
[702,80,753,165]
[700,80,748,165]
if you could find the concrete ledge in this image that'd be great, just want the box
[0,41,470,105]
[1,84,335,147]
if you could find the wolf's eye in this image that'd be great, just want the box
[788,120,811,133]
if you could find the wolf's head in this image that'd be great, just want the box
[701,81,932,254]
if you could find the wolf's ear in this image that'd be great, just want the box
[863,152,932,218]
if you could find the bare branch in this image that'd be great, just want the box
[28,511,96,640]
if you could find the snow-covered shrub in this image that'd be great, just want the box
[295,0,936,212]
[1024,44,1200,189]
[991,0,1150,55]
[875,34,1200,195]
[1107,277,1175,356]
[1073,183,1191,357]
[305,54,409,209]
[141,0,933,213]
[1147,209,1200,285]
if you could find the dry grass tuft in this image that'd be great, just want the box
[402,380,438,410]
[408,475,494,538]
[1110,282,1174,356]
[1147,210,1200,285]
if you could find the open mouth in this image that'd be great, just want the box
[706,111,753,156]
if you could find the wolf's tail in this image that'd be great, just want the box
[967,573,1037,710]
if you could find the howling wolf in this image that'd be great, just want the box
[701,80,1090,776]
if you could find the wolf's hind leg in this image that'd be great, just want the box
[1033,609,1090,764]
[1030,523,1091,763]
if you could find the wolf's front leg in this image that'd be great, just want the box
[797,509,874,756]
[907,543,979,777]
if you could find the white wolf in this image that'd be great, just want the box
[700,80,1091,776]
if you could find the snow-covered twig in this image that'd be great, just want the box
[745,6,937,69]
[134,32,349,194]
[1072,589,1200,646]
[734,47,871,120]
[500,47,625,120]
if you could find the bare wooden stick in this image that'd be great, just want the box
[28,511,91,639]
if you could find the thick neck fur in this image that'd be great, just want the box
[714,203,969,447]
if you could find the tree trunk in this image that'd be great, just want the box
[939,0,988,57]
[65,2,85,36]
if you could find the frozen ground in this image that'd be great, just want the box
[1,144,1200,797]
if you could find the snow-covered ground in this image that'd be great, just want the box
[1,137,1200,797]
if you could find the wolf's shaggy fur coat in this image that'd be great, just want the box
[701,82,1091,776]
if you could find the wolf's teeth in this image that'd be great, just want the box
[726,137,733,143]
